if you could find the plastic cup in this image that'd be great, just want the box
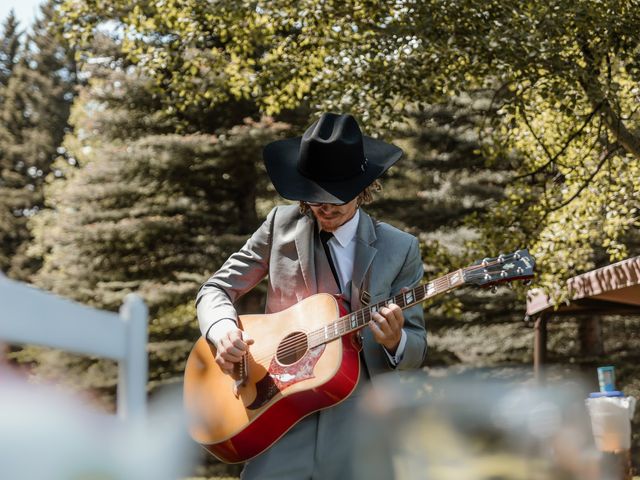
[585,392,636,453]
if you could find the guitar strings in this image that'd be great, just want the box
[250,263,477,361]
[248,276,448,362]
[246,256,525,363]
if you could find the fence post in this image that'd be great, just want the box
[118,293,148,421]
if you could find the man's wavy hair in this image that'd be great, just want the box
[298,180,382,214]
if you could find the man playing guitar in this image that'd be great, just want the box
[195,112,427,479]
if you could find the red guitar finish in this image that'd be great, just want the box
[183,294,360,463]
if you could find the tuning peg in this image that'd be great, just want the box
[522,279,532,286]
[490,285,498,294]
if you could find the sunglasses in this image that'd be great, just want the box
[306,201,349,207]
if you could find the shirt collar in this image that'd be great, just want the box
[332,209,360,247]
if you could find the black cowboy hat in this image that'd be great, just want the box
[263,113,403,204]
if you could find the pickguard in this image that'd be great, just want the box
[246,344,326,410]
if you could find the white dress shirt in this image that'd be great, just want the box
[323,210,407,366]
[207,209,407,365]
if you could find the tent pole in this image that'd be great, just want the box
[534,313,548,383]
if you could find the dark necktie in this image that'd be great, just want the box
[319,230,341,289]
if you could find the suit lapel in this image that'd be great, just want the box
[351,210,377,307]
[294,213,317,294]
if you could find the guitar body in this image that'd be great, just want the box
[183,293,361,463]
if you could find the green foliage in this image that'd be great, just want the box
[364,96,518,321]
[0,1,77,277]
[0,10,21,89]
[57,0,640,301]
[25,58,291,392]
[35,134,238,307]
[30,127,284,386]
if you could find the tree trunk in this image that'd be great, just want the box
[578,316,604,356]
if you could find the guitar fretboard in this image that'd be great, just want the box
[307,269,465,348]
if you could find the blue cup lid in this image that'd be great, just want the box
[589,391,624,398]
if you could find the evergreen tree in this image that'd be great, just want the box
[0,10,21,90]
[0,9,24,272]
[23,48,287,472]
[0,0,76,277]
[26,57,290,408]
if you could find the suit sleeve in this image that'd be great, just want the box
[196,207,276,337]
[392,236,427,369]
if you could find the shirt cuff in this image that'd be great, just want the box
[384,329,407,367]
[205,318,238,346]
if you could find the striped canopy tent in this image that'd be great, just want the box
[525,256,640,379]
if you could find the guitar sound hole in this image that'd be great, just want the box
[276,331,308,366]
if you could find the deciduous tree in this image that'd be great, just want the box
[59,0,640,298]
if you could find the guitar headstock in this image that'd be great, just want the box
[462,249,535,288]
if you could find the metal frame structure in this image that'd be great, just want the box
[525,256,640,381]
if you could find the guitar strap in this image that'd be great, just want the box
[358,258,373,306]
[358,218,377,307]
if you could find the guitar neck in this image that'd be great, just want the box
[307,269,466,349]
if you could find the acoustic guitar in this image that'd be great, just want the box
[183,249,535,463]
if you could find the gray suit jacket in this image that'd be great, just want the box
[196,204,427,377]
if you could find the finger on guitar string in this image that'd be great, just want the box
[218,359,236,375]
[220,345,245,362]
[368,317,386,343]
[373,305,402,335]
[372,311,391,336]
[381,304,404,332]
[215,328,255,373]
[369,304,404,351]
[240,330,255,346]
[227,329,253,349]
[370,315,393,348]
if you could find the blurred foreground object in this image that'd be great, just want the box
[586,367,636,480]
[352,372,605,480]
[0,271,197,478]
[0,373,196,480]
[586,393,636,452]
[0,271,147,419]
